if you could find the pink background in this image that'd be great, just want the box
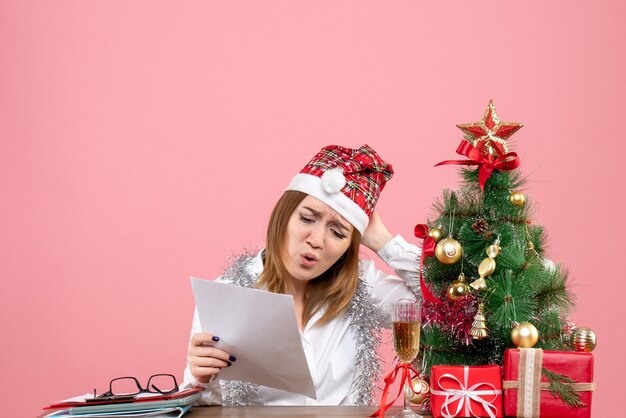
[1,1,623,416]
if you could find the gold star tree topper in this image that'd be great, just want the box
[457,100,524,158]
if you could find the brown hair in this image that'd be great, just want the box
[257,190,361,327]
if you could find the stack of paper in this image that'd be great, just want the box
[43,388,202,418]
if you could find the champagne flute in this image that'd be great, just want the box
[391,300,422,418]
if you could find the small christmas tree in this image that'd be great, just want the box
[415,101,575,373]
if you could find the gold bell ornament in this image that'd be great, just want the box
[470,240,501,291]
[470,303,489,340]
[428,225,444,243]
[511,321,539,348]
[509,191,526,206]
[571,327,597,352]
[406,376,430,405]
[447,273,471,301]
[435,237,463,264]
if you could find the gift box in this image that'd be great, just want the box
[503,348,594,418]
[431,365,503,418]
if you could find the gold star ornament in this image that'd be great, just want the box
[457,100,524,158]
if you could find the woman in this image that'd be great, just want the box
[183,144,422,406]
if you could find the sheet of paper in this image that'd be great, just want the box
[191,277,316,399]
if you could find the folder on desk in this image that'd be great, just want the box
[44,389,202,418]
[46,403,193,417]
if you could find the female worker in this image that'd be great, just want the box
[183,144,421,406]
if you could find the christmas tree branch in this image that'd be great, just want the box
[488,271,537,332]
[536,267,574,311]
[542,367,586,408]
[536,309,572,350]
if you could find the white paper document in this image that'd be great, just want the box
[190,277,317,399]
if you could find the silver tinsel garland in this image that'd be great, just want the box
[219,252,262,406]
[345,278,387,405]
[217,251,386,406]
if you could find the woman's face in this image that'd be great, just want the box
[283,195,354,284]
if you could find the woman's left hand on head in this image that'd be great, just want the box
[360,211,394,252]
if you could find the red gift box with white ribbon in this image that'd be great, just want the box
[431,365,503,418]
[503,348,594,418]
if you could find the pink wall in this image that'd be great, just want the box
[1,1,623,416]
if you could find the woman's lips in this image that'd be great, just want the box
[300,254,318,267]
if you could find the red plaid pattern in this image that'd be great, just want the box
[299,145,393,217]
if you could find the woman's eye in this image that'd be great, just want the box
[332,229,346,239]
[300,215,314,223]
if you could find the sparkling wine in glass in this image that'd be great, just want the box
[391,300,422,418]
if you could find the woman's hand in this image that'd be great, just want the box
[361,211,394,253]
[187,333,236,384]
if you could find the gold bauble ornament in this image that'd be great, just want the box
[447,273,471,301]
[428,226,444,243]
[511,322,539,348]
[405,376,430,405]
[509,191,526,206]
[435,237,462,264]
[571,327,597,352]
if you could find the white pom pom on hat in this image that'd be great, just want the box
[321,168,346,194]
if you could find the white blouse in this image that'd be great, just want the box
[183,235,421,405]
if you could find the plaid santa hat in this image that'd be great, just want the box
[286,144,394,234]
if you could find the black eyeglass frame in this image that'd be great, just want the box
[94,373,179,400]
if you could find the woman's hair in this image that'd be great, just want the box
[257,190,361,327]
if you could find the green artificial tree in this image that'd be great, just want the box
[415,101,576,376]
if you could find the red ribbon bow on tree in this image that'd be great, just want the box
[414,224,443,305]
[435,141,520,190]
[371,363,420,418]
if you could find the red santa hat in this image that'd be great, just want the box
[286,144,394,235]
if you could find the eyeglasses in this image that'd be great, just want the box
[92,374,179,400]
